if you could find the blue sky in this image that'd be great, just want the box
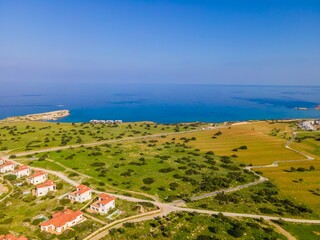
[0,0,319,85]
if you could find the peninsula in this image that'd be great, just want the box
[2,110,70,122]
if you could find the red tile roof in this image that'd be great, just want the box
[36,180,55,189]
[40,209,83,228]
[70,184,91,196]
[29,170,46,179]
[14,165,29,173]
[92,193,115,208]
[0,234,28,240]
[0,161,14,168]
[99,193,115,205]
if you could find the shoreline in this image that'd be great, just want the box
[0,110,318,125]
[1,110,70,122]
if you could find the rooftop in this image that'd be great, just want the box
[29,170,46,179]
[40,209,83,228]
[36,180,55,189]
[70,184,91,196]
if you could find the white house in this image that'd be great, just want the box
[90,193,116,214]
[35,180,56,197]
[27,170,48,185]
[0,158,5,165]
[0,161,15,173]
[68,184,92,203]
[14,165,31,178]
[40,209,84,234]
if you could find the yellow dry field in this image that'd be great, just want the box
[257,160,320,210]
[162,121,302,165]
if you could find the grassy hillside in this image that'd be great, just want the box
[157,121,301,165]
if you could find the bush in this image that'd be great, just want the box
[143,177,155,184]
[228,226,245,238]
[68,172,79,177]
[32,218,46,225]
[60,199,71,205]
[4,174,17,181]
[90,162,106,167]
[1,217,13,224]
[56,182,63,190]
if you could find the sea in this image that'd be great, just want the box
[1,83,320,123]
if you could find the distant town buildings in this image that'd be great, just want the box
[299,119,320,131]
[90,193,116,214]
[89,120,123,124]
[68,185,92,203]
[40,209,84,234]
[27,170,48,185]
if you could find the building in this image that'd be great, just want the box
[35,180,56,197]
[90,193,116,214]
[27,170,48,185]
[14,165,31,178]
[0,158,5,165]
[0,234,28,240]
[68,185,92,203]
[40,209,84,234]
[0,161,15,173]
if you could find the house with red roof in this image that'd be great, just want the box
[13,165,31,178]
[68,184,92,203]
[0,161,15,173]
[89,193,116,214]
[27,170,48,185]
[0,234,28,240]
[35,180,56,197]
[40,209,85,234]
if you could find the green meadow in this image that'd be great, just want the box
[28,137,257,202]
[102,211,285,240]
[0,121,201,153]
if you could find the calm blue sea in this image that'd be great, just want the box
[1,83,320,123]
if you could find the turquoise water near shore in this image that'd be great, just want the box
[1,84,319,123]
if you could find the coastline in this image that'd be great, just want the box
[1,110,70,122]
[0,109,318,125]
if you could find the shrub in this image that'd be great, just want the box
[60,199,71,205]
[143,178,155,184]
[56,182,63,190]
[4,174,17,181]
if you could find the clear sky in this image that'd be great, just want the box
[0,0,319,85]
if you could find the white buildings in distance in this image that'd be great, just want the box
[89,119,123,124]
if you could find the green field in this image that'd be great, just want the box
[27,138,257,202]
[291,130,320,160]
[0,121,202,153]
[280,222,320,240]
[1,120,320,239]
[187,181,319,219]
[102,211,285,240]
